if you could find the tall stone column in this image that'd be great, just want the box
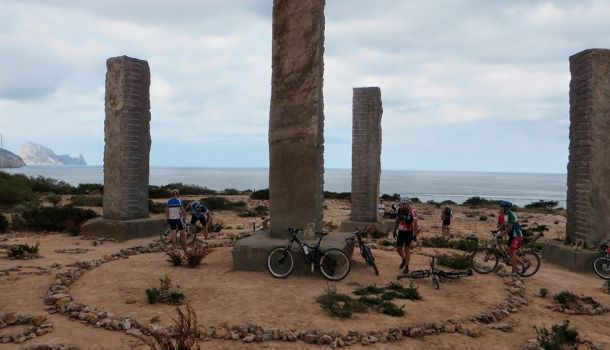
[350,87,382,223]
[103,56,151,220]
[566,49,610,249]
[268,0,325,238]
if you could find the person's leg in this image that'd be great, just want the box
[171,229,178,250]
[396,231,406,269]
[180,229,187,250]
[203,218,209,240]
[403,230,414,272]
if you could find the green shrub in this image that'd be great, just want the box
[28,176,72,194]
[525,200,558,210]
[381,193,400,201]
[74,183,103,194]
[146,288,161,304]
[7,242,40,258]
[525,241,544,252]
[463,196,499,206]
[553,291,577,305]
[0,172,37,206]
[149,186,169,199]
[317,286,366,318]
[164,183,215,196]
[420,236,453,249]
[237,209,257,217]
[452,238,479,252]
[167,250,183,266]
[254,205,268,216]
[209,221,224,233]
[479,215,487,221]
[386,282,422,301]
[379,301,405,317]
[250,189,269,200]
[411,197,421,203]
[202,196,245,211]
[148,200,165,214]
[0,213,8,233]
[19,204,98,231]
[437,253,471,269]
[441,200,457,205]
[539,288,549,298]
[324,191,351,200]
[381,291,401,300]
[354,284,385,296]
[535,320,578,350]
[70,195,103,207]
[222,188,241,195]
[170,291,186,304]
[357,296,383,306]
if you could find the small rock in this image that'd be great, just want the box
[31,315,47,327]
[126,328,143,337]
[150,316,160,323]
[125,297,137,304]
[443,324,456,333]
[409,327,424,338]
[243,334,255,342]
[2,312,19,325]
[303,333,319,344]
[489,323,513,332]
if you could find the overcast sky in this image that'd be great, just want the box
[1,0,608,173]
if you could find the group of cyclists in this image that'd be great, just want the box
[390,195,529,278]
[165,189,210,250]
[165,189,530,278]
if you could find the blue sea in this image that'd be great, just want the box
[2,166,567,208]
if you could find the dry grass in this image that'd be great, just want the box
[185,246,213,268]
[141,304,200,350]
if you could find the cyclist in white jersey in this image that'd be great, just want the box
[165,189,187,249]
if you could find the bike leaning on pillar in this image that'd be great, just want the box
[266,228,351,281]
[593,239,610,279]
[346,227,379,275]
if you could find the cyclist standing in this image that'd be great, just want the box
[165,189,187,250]
[189,200,210,240]
[441,206,452,237]
[393,195,418,274]
[499,200,529,277]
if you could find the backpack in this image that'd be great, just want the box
[443,207,452,218]
[398,208,414,224]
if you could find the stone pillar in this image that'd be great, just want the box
[350,87,382,223]
[566,49,610,249]
[103,56,151,220]
[268,0,325,238]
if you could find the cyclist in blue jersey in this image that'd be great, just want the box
[189,200,211,240]
[165,189,187,250]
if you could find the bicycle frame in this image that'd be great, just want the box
[283,229,326,270]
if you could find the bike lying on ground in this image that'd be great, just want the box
[470,230,541,277]
[397,256,473,289]
[346,227,379,275]
[266,228,351,281]
[160,217,197,246]
[593,239,610,280]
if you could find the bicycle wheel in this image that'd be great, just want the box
[266,247,294,278]
[471,248,499,274]
[362,244,379,275]
[319,248,351,281]
[160,223,171,244]
[593,257,610,279]
[517,250,541,277]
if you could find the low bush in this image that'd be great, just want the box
[142,305,200,350]
[254,205,268,216]
[70,195,103,207]
[381,193,400,201]
[208,220,224,233]
[324,191,351,200]
[317,286,366,318]
[170,291,186,304]
[250,189,269,200]
[357,295,383,306]
[18,204,98,231]
[535,320,578,350]
[386,282,422,301]
[28,175,72,195]
[6,242,40,259]
[553,291,577,305]
[479,215,487,221]
[184,246,213,268]
[202,196,246,211]
[419,236,479,252]
[149,186,169,199]
[237,209,257,217]
[73,183,103,194]
[379,301,405,317]
[452,238,479,252]
[165,183,215,196]
[0,213,8,233]
[354,284,385,296]
[0,172,38,206]
[146,288,161,304]
[436,253,471,269]
[145,274,185,305]
[222,188,241,195]
[167,250,183,266]
[411,197,421,203]
[539,288,549,298]
[525,200,558,210]
[463,196,499,207]
[148,200,165,214]
[441,200,457,205]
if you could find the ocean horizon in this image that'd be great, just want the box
[2,165,567,208]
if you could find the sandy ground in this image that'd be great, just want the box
[0,199,608,350]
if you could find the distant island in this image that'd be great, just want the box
[19,142,87,166]
[0,148,26,168]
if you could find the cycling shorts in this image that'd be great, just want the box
[508,236,523,252]
[191,215,207,225]
[396,230,414,248]
[167,219,184,230]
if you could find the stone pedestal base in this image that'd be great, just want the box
[81,217,166,241]
[232,231,355,275]
[339,219,395,237]
[542,240,600,272]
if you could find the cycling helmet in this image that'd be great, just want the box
[499,200,512,208]
[400,195,411,204]
[190,200,200,208]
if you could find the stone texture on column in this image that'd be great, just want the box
[566,49,610,249]
[103,56,151,220]
[268,0,325,238]
[350,87,382,223]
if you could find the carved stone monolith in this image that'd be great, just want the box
[268,0,325,239]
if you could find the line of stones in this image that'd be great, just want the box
[0,311,53,344]
[43,241,529,348]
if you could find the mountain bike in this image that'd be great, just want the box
[593,239,610,279]
[471,230,541,277]
[346,227,379,275]
[397,256,473,289]
[266,228,351,281]
[160,217,197,245]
